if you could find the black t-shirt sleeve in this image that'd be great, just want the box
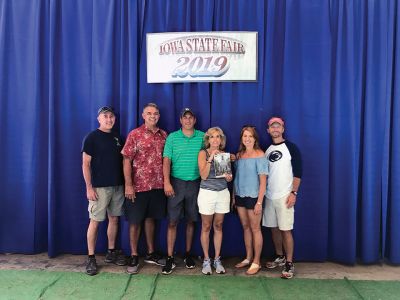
[287,141,302,178]
[82,132,95,156]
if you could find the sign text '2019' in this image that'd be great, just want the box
[172,56,229,78]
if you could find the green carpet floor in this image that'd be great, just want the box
[0,270,399,300]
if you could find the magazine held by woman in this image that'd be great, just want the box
[213,153,232,178]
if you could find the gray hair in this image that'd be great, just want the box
[143,102,159,112]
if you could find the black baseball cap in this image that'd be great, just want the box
[180,107,195,118]
[97,106,115,115]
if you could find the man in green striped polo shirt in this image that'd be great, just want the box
[161,108,205,275]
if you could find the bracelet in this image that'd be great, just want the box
[207,160,212,164]
[256,202,262,206]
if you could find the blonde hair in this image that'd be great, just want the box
[204,127,226,150]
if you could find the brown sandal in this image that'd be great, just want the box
[246,263,261,275]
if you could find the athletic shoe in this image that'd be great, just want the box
[184,254,196,269]
[85,257,98,276]
[162,256,176,275]
[144,252,166,266]
[213,257,225,274]
[281,262,295,279]
[105,249,127,266]
[266,255,286,269]
[202,258,212,275]
[126,255,139,274]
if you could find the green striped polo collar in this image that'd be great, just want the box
[178,128,201,139]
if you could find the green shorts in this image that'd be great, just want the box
[88,185,124,221]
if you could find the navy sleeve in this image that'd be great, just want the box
[286,141,302,178]
[81,132,95,156]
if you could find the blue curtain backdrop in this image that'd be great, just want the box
[0,0,399,264]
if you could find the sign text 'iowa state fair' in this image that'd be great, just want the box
[147,32,257,83]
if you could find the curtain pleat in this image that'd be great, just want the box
[0,0,399,263]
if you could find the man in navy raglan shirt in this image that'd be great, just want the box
[262,116,302,279]
[81,106,127,276]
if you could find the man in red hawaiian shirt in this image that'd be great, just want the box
[121,103,168,274]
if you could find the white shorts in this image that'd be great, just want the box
[197,188,230,215]
[262,193,294,231]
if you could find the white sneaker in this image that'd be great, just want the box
[281,262,295,279]
[213,257,225,274]
[266,255,286,269]
[202,258,212,275]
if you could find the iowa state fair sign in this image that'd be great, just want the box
[146,32,257,83]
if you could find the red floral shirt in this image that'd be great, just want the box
[121,124,167,192]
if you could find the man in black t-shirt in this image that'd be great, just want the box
[81,106,126,275]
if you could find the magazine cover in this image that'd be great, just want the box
[214,153,232,178]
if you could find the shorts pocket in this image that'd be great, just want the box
[88,200,97,214]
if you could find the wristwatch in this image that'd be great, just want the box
[291,191,298,196]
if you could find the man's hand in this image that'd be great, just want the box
[164,182,175,197]
[286,193,296,208]
[86,187,98,201]
[125,185,136,201]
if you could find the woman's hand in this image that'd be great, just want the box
[253,202,262,215]
[224,173,233,182]
[209,149,220,162]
